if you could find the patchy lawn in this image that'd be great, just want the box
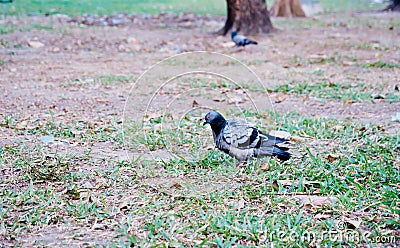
[0,1,399,247]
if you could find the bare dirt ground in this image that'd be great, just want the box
[1,12,399,125]
[0,11,399,246]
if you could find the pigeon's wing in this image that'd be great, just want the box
[223,119,262,149]
[219,119,291,161]
[256,131,291,160]
[232,34,246,45]
[258,132,289,147]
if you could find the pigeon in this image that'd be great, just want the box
[203,111,291,162]
[231,30,258,47]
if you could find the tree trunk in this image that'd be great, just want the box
[216,0,274,36]
[382,0,400,11]
[216,0,239,35]
[270,0,306,17]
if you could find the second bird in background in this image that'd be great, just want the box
[231,30,258,47]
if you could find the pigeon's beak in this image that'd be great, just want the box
[203,121,208,126]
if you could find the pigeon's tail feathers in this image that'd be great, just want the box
[272,147,291,161]
[257,144,291,161]
[258,134,291,161]
[249,40,258,45]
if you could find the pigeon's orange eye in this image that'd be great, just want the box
[207,116,211,119]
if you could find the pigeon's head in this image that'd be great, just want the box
[203,111,226,126]
[231,30,237,38]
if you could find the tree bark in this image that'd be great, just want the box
[382,0,400,11]
[270,0,306,17]
[217,0,273,36]
[216,0,239,35]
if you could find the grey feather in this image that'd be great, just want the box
[231,30,258,47]
[204,111,291,162]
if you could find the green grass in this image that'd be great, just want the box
[269,81,400,103]
[273,18,327,30]
[60,74,134,88]
[0,23,54,35]
[0,0,226,17]
[0,0,387,17]
[118,110,400,246]
[2,109,399,246]
[363,60,400,69]
[0,0,399,245]
[320,0,387,12]
[1,111,123,144]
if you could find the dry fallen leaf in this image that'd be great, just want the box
[359,126,367,131]
[290,135,304,142]
[171,181,182,188]
[3,144,12,149]
[28,40,45,48]
[52,47,60,53]
[260,163,269,171]
[275,96,286,103]
[92,223,107,230]
[80,191,89,198]
[274,180,321,187]
[82,181,95,189]
[212,97,225,102]
[342,60,355,66]
[332,125,344,132]
[15,121,28,130]
[308,54,327,63]
[314,213,332,219]
[95,178,109,189]
[182,143,192,148]
[371,93,385,99]
[344,218,361,229]
[128,37,137,44]
[327,154,341,163]
[236,199,246,209]
[294,195,338,207]
[227,95,245,104]
[119,201,129,211]
[344,99,354,104]
[274,179,293,187]
[153,124,162,131]
[221,42,235,48]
